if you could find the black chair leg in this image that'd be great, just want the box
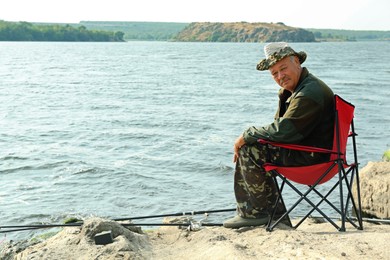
[267,176,292,231]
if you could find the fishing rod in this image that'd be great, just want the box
[361,217,390,224]
[0,208,235,233]
[2,216,390,234]
[0,222,223,233]
[113,208,236,221]
[0,223,82,233]
[4,206,387,234]
[294,215,390,224]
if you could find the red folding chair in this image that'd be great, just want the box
[259,95,363,232]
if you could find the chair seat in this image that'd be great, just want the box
[263,161,348,185]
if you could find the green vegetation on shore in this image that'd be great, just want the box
[1,20,389,42]
[308,28,390,41]
[79,21,187,41]
[0,20,125,41]
[383,150,390,161]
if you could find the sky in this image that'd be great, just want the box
[1,0,389,31]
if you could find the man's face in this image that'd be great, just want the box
[269,56,302,92]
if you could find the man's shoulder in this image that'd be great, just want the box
[303,73,329,87]
[295,75,334,104]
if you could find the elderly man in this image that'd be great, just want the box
[224,42,335,228]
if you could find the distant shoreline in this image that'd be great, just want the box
[1,20,389,42]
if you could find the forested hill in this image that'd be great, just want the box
[174,22,315,42]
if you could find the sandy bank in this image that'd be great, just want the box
[2,217,389,260]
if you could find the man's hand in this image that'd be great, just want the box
[233,135,246,163]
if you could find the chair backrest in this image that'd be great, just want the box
[264,95,356,185]
[330,95,355,162]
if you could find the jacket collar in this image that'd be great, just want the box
[293,67,309,94]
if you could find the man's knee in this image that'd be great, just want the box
[238,144,268,165]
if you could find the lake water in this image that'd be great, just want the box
[0,41,389,240]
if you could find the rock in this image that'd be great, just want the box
[354,161,390,219]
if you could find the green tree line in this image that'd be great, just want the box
[0,20,125,42]
[308,28,390,41]
[79,21,188,41]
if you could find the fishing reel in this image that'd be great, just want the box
[187,213,209,231]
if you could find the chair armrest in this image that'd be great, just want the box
[258,139,337,154]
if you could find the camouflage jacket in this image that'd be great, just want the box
[243,68,335,165]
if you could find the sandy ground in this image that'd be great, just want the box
[2,217,389,260]
[149,219,390,260]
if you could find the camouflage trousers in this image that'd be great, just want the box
[234,143,284,218]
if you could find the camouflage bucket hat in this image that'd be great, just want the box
[256,42,307,71]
